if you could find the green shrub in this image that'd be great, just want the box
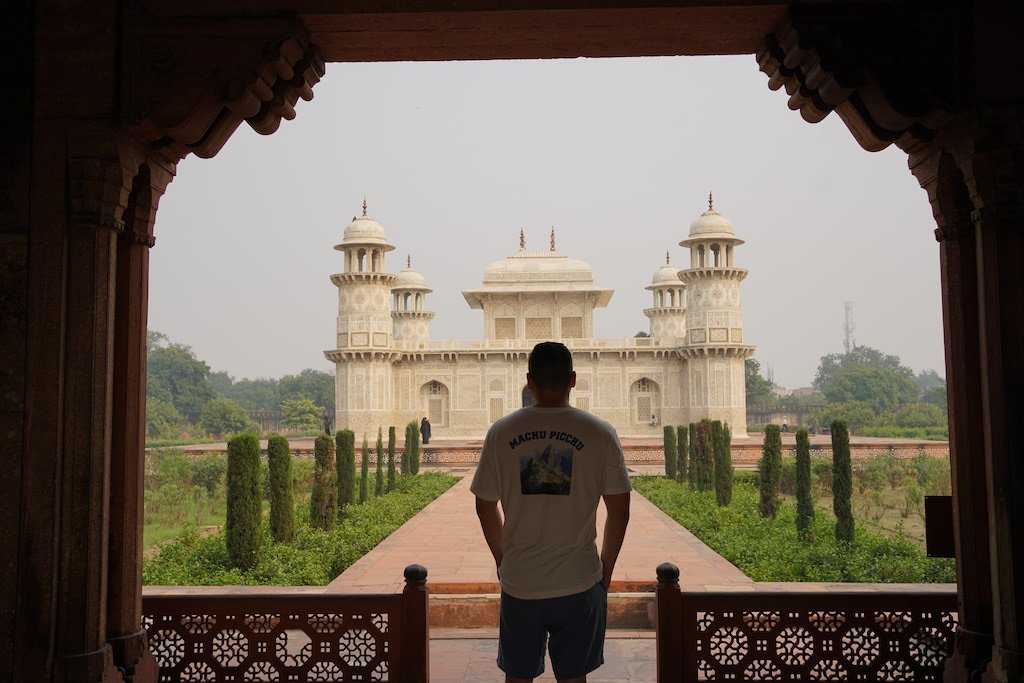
[360,435,369,503]
[310,434,337,530]
[713,421,733,506]
[733,470,758,487]
[387,426,396,492]
[226,433,261,570]
[688,423,698,487]
[143,473,459,586]
[267,434,294,544]
[795,428,814,540]
[663,425,677,480]
[676,425,688,483]
[632,476,955,583]
[402,423,411,475]
[335,429,355,513]
[691,421,714,491]
[405,421,421,475]
[758,424,782,518]
[832,419,855,542]
[375,427,384,497]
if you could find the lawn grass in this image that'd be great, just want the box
[633,476,955,583]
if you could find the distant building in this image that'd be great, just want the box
[326,197,754,438]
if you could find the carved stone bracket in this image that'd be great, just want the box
[757,6,957,152]
[123,15,326,162]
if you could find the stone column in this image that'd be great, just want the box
[106,158,173,683]
[911,143,993,681]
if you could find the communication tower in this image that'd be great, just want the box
[843,301,856,354]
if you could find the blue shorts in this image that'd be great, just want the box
[497,582,607,679]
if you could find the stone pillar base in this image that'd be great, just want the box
[59,644,125,683]
[109,629,158,683]
[945,626,993,682]
[983,646,1024,683]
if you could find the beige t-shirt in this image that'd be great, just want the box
[470,406,632,600]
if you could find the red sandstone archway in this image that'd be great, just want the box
[5,3,1024,681]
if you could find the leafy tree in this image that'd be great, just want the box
[387,426,397,492]
[198,398,255,437]
[359,435,370,503]
[822,364,919,414]
[676,425,688,483]
[267,434,294,543]
[919,385,948,412]
[281,398,323,430]
[831,419,855,542]
[335,429,355,512]
[812,400,876,432]
[896,402,947,428]
[226,433,261,570]
[663,426,677,480]
[713,421,733,506]
[758,424,782,518]
[375,427,385,496]
[146,329,170,354]
[208,370,235,397]
[915,369,945,391]
[146,398,183,439]
[310,434,337,529]
[190,452,227,496]
[223,376,280,411]
[147,341,217,418]
[279,368,335,414]
[635,331,650,338]
[795,428,815,539]
[745,358,776,406]
[814,346,913,391]
[692,420,714,491]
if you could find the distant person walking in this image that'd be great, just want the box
[420,416,432,445]
[472,341,631,683]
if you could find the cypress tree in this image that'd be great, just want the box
[267,434,294,544]
[688,423,698,488]
[401,423,411,475]
[359,434,370,503]
[375,427,384,496]
[676,425,688,483]
[387,426,396,491]
[226,433,261,570]
[309,434,337,530]
[713,421,734,506]
[335,429,355,514]
[758,424,782,518]
[693,420,714,491]
[831,419,855,542]
[795,428,815,540]
[663,425,677,480]
[407,420,421,475]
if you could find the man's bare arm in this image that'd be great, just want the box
[600,492,631,589]
[475,497,504,570]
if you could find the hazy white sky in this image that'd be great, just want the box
[149,55,945,389]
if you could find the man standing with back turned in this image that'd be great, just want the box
[472,342,632,682]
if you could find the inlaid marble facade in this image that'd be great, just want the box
[326,199,755,438]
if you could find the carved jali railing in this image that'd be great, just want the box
[655,563,958,681]
[142,565,428,682]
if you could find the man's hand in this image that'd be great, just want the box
[475,496,504,571]
[600,492,630,589]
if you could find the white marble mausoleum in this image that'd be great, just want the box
[325,197,755,438]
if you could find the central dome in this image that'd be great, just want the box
[482,249,594,286]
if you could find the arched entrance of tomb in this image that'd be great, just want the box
[630,377,661,426]
[420,380,449,427]
[9,5,1024,681]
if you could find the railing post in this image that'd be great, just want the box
[403,564,429,682]
[656,562,683,683]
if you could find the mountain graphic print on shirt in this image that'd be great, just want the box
[519,444,574,495]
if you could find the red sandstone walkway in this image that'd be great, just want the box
[327,472,751,594]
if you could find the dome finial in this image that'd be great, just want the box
[550,227,556,252]
[519,229,525,250]
[666,251,670,265]
[708,191,714,212]
[407,254,411,269]
[362,197,368,217]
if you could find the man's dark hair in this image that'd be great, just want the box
[528,342,573,391]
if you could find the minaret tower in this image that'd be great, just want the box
[677,193,755,434]
[644,251,685,343]
[324,199,399,431]
[392,255,435,348]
